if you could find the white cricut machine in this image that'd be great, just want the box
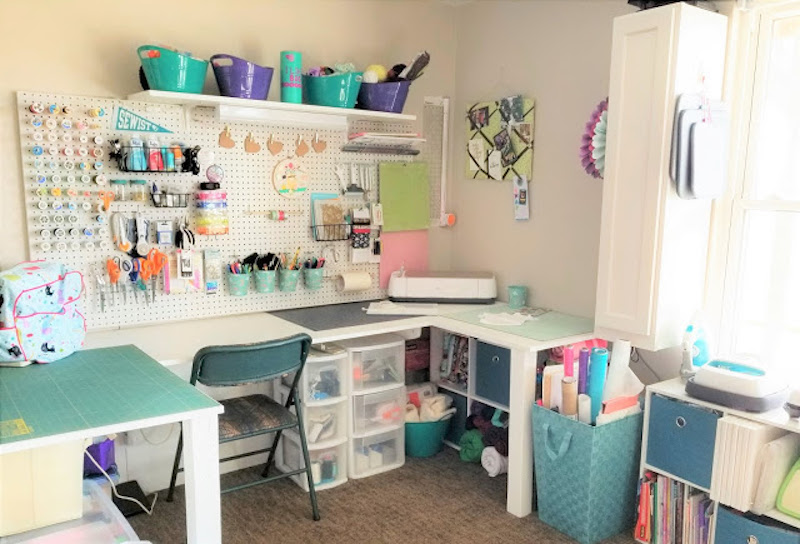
[387,270,497,304]
[685,357,788,413]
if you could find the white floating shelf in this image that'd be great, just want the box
[126,90,416,127]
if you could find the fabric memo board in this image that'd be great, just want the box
[379,162,429,232]
[16,91,415,330]
[465,95,534,181]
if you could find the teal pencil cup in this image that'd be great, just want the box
[280,51,302,103]
[278,269,301,292]
[303,268,324,290]
[254,270,277,293]
[227,272,250,296]
[507,285,528,309]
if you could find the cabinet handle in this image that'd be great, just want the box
[675,416,687,428]
[492,355,500,363]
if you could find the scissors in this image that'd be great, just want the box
[145,248,168,303]
[110,256,132,303]
[98,190,114,212]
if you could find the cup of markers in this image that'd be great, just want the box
[254,269,277,293]
[227,261,251,296]
[302,257,325,291]
[278,248,302,292]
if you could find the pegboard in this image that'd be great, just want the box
[17,91,417,330]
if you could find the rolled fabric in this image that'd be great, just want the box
[405,403,420,422]
[481,446,509,477]
[458,429,485,463]
[588,347,609,424]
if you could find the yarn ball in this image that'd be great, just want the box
[579,98,608,179]
[364,64,388,82]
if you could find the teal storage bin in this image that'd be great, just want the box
[303,268,324,290]
[405,417,451,458]
[302,72,363,108]
[138,45,208,94]
[532,404,643,544]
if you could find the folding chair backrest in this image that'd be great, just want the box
[191,333,312,387]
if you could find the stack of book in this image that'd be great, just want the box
[635,472,713,544]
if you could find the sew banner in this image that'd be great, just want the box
[114,107,173,133]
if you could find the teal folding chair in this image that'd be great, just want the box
[166,333,320,521]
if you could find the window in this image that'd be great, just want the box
[715,2,800,383]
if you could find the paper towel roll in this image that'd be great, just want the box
[336,272,371,292]
[578,394,592,424]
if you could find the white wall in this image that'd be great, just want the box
[448,0,635,318]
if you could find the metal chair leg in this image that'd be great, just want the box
[262,429,283,478]
[166,427,184,502]
[294,398,320,521]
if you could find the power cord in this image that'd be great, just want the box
[85,447,157,516]
[138,424,175,446]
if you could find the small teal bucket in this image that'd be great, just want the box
[278,269,301,292]
[227,273,250,296]
[254,270,276,293]
[303,72,363,108]
[405,417,452,458]
[303,268,324,290]
[138,45,208,93]
[507,285,528,309]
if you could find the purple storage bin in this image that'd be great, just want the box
[84,438,116,476]
[211,54,273,100]
[357,80,411,113]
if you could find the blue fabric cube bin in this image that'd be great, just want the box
[532,404,643,544]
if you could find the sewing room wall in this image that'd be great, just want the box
[0,0,458,270]
[449,0,634,319]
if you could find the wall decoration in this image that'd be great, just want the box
[465,95,534,181]
[218,126,235,149]
[267,133,283,155]
[579,98,608,179]
[272,157,309,198]
[244,132,261,153]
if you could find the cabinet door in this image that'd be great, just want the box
[595,6,675,338]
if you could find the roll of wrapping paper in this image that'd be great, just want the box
[542,371,553,409]
[588,347,609,424]
[561,377,578,418]
[335,272,371,292]
[578,394,592,424]
[578,347,590,394]
[564,344,575,378]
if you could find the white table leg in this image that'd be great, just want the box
[507,348,538,517]
[183,411,222,544]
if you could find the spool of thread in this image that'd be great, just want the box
[335,272,371,292]
[588,348,609,424]
[578,394,592,424]
[578,347,590,395]
[542,371,553,409]
[561,377,578,418]
[564,344,575,378]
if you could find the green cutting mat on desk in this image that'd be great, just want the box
[446,305,595,342]
[379,162,429,232]
[0,345,219,445]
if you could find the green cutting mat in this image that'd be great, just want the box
[379,162,429,232]
[446,305,594,342]
[0,345,219,445]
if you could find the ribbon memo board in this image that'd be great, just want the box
[465,95,534,181]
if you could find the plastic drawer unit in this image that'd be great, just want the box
[715,505,800,544]
[349,427,404,479]
[339,334,405,393]
[275,429,348,492]
[646,394,720,489]
[279,347,348,404]
[474,341,511,408]
[351,387,405,436]
[275,383,349,446]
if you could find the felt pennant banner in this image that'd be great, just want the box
[115,107,173,133]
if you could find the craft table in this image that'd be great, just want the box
[0,345,223,544]
[83,302,595,519]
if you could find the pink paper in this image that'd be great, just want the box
[379,230,429,288]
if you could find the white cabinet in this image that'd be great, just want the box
[595,3,728,351]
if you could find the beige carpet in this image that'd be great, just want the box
[130,449,637,544]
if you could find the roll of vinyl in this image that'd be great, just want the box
[542,371,553,409]
[602,339,644,401]
[578,394,592,424]
[335,272,371,292]
[578,347,590,395]
[561,377,578,417]
[588,348,609,424]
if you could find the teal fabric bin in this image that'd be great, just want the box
[532,404,643,544]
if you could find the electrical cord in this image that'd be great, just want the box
[139,423,175,446]
[85,447,157,516]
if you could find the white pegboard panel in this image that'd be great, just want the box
[422,98,447,222]
[17,91,416,330]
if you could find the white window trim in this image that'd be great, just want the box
[705,1,800,355]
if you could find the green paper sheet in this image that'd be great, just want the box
[379,162,429,232]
